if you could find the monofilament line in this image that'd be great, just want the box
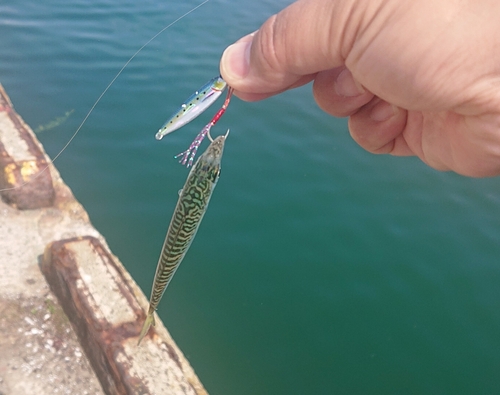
[0,0,210,192]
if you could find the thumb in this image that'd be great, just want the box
[220,0,363,99]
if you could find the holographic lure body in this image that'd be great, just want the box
[156,75,227,140]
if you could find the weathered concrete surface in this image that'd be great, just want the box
[42,236,208,395]
[0,84,208,395]
[0,287,103,394]
[0,85,55,209]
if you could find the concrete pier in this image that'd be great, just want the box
[0,84,208,395]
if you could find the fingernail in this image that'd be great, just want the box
[335,69,365,97]
[370,100,397,122]
[221,39,252,80]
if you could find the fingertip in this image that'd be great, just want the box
[221,30,309,101]
[313,68,373,117]
[369,100,398,122]
[334,68,365,97]
[349,98,408,154]
[220,34,254,84]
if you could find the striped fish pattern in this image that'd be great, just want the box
[138,132,228,345]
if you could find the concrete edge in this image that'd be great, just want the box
[0,83,209,395]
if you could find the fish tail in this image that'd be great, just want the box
[137,310,156,345]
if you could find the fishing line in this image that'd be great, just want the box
[0,0,210,192]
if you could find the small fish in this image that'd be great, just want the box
[138,131,229,345]
[34,109,74,134]
[155,75,227,140]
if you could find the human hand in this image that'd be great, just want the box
[220,0,500,177]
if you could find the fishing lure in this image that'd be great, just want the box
[155,76,227,140]
[175,86,233,167]
[138,130,229,345]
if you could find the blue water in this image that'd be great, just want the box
[2,1,500,394]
